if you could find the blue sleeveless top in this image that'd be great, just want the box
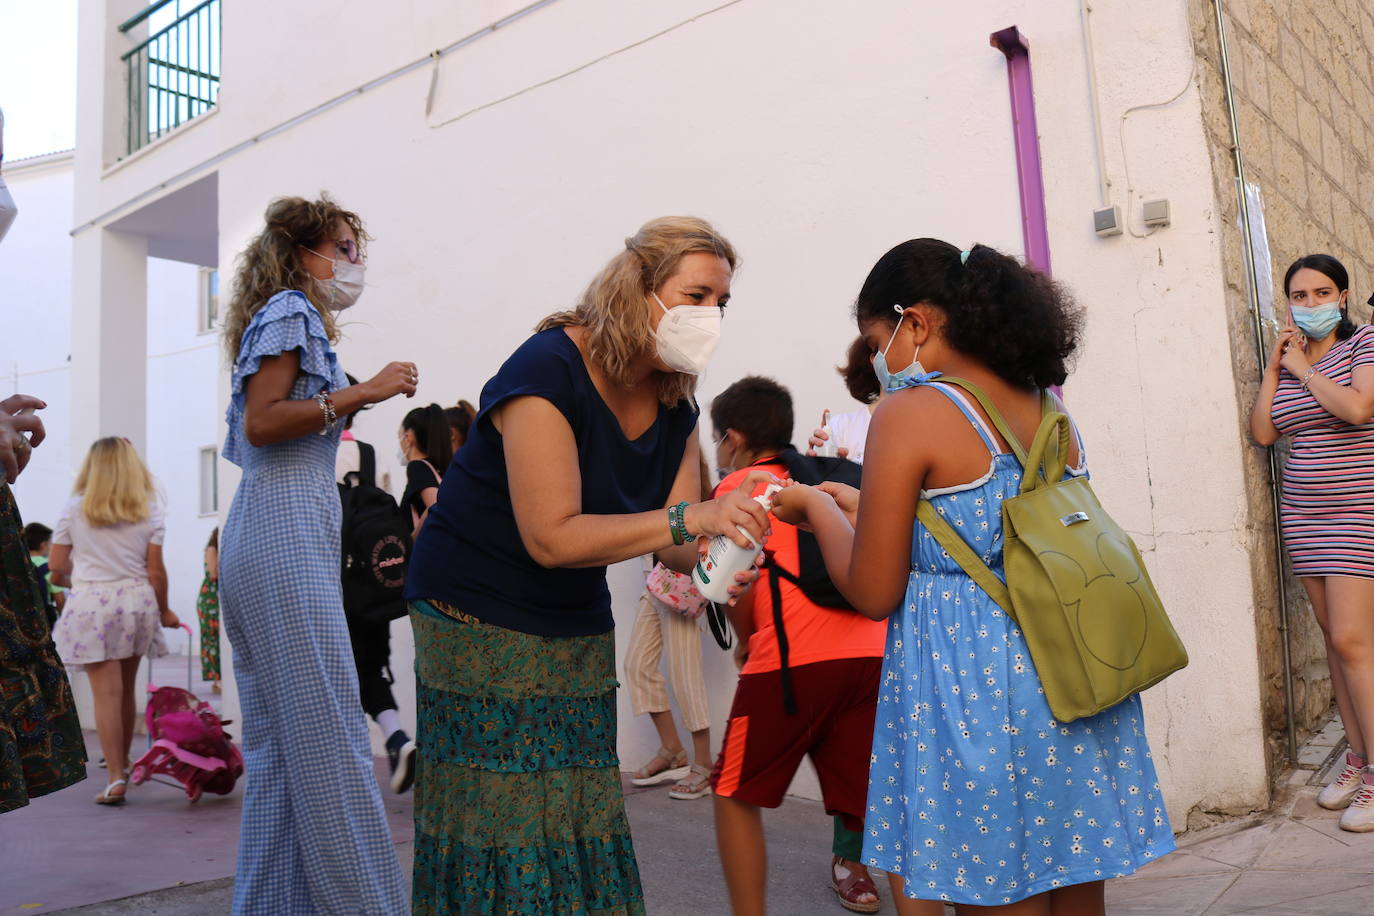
[405,328,699,636]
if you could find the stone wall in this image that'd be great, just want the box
[1190,0,1374,781]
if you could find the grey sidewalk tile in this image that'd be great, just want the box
[1252,819,1374,871]
[1287,810,1373,849]
[1299,743,1334,767]
[1113,849,1238,880]
[1288,787,1333,820]
[1204,872,1374,914]
[1313,719,1347,747]
[1175,822,1281,870]
[1102,872,1239,914]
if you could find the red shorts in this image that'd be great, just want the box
[710,657,881,830]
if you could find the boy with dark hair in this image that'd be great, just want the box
[24,522,63,623]
[708,376,886,916]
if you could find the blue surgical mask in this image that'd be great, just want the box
[871,306,935,392]
[1291,301,1343,340]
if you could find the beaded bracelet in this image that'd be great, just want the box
[668,501,694,545]
[315,391,337,437]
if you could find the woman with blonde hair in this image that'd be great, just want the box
[405,216,774,914]
[50,438,178,805]
[220,195,415,914]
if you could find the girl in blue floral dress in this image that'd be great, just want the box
[772,239,1175,914]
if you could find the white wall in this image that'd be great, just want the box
[73,0,1268,822]
[145,256,221,653]
[0,154,76,532]
[1,155,212,727]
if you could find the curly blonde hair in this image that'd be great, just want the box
[221,195,369,363]
[538,216,738,407]
[75,438,158,527]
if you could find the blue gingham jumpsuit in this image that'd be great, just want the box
[220,291,407,915]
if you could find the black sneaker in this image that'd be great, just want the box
[386,730,416,794]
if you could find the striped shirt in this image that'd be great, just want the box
[1271,325,1374,577]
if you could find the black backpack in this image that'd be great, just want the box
[706,449,864,714]
[339,442,410,623]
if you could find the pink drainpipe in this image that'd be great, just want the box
[990,26,1052,278]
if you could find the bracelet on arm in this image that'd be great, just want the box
[668,501,695,545]
[315,391,337,436]
[1301,368,1318,390]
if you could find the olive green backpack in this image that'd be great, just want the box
[917,378,1188,723]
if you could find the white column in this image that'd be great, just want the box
[69,227,148,455]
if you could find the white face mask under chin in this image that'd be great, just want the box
[653,292,721,376]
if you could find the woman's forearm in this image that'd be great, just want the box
[655,541,701,576]
[523,505,687,570]
[1307,373,1374,425]
[1249,371,1282,445]
[245,382,374,448]
[148,567,170,614]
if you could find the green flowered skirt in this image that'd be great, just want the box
[411,600,645,916]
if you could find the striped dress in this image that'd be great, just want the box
[1271,325,1374,578]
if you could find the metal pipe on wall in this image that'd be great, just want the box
[1078,0,1112,209]
[1212,0,1299,761]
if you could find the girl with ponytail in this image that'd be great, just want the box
[399,403,453,539]
[771,238,1174,912]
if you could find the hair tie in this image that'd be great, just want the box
[960,249,972,265]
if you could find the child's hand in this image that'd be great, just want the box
[806,426,850,459]
[769,483,817,529]
[160,609,181,628]
[693,546,764,605]
[816,481,859,527]
[688,470,778,548]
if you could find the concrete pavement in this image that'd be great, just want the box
[5,701,1373,914]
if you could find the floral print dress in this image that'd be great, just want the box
[196,565,220,682]
[862,381,1175,906]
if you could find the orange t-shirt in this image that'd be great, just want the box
[714,460,887,676]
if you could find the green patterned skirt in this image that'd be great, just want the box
[411,600,645,916]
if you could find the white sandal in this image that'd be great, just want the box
[668,764,713,800]
[630,746,690,787]
[95,779,127,806]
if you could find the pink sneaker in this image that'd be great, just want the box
[1318,752,1366,810]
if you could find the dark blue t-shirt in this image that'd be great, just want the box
[406,328,699,636]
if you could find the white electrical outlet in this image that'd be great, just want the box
[1093,205,1123,237]
[1142,199,1171,228]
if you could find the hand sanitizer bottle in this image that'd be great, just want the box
[692,484,782,604]
[813,408,838,458]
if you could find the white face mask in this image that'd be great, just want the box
[301,246,365,311]
[653,292,721,376]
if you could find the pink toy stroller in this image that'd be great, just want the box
[130,684,244,802]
